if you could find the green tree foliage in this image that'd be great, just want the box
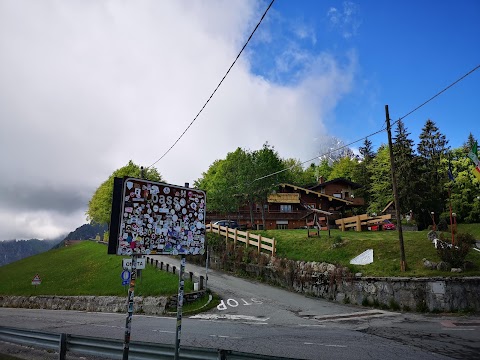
[251,144,289,228]
[354,138,376,210]
[316,158,333,181]
[393,120,421,215]
[445,147,480,223]
[329,156,359,181]
[283,159,317,187]
[367,145,392,214]
[86,160,162,226]
[195,148,253,218]
[416,119,449,228]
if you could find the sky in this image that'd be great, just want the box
[0,0,479,241]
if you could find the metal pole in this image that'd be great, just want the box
[122,255,137,360]
[205,247,209,291]
[385,105,407,272]
[449,187,454,245]
[174,255,186,360]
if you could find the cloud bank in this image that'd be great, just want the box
[0,0,355,240]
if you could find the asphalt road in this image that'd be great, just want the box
[1,255,479,359]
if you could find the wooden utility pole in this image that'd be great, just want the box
[385,105,407,271]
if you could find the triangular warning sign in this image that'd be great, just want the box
[31,274,42,285]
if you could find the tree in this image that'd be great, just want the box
[329,156,359,181]
[416,119,449,228]
[367,145,392,214]
[251,143,288,229]
[393,120,420,215]
[283,159,317,187]
[354,138,376,210]
[316,158,333,181]
[86,161,162,226]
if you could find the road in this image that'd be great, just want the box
[1,255,479,359]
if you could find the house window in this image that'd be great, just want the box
[333,193,342,198]
[280,204,292,213]
[276,224,288,229]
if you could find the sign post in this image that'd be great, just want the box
[174,255,186,360]
[108,177,206,360]
[122,255,137,360]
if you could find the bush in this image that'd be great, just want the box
[436,232,473,268]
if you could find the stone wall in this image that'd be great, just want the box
[0,295,167,315]
[208,254,480,312]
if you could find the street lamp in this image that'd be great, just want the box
[430,211,436,231]
[452,213,457,234]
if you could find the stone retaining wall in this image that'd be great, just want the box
[0,295,168,315]
[208,254,480,312]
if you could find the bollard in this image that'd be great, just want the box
[189,272,193,281]
[155,259,158,268]
[160,262,164,270]
[200,276,204,290]
[173,266,176,275]
[166,264,170,272]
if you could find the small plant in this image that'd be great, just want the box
[436,232,473,268]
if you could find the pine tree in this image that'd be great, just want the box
[416,119,449,228]
[355,138,375,211]
[393,120,420,215]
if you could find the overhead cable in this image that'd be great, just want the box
[147,0,276,169]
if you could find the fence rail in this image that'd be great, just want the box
[206,223,276,256]
[0,326,296,360]
[335,214,391,231]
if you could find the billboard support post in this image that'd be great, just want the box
[174,254,186,360]
[122,255,137,360]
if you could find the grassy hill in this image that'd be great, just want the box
[254,224,480,277]
[0,241,192,296]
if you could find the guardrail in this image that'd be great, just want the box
[206,223,276,256]
[0,326,296,360]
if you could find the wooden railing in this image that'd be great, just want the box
[206,223,276,256]
[335,214,391,232]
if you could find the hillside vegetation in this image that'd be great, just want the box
[253,224,480,277]
[0,241,191,296]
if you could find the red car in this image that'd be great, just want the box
[382,220,396,230]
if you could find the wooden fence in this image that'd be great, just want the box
[206,223,276,256]
[335,213,392,231]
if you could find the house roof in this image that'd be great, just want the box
[309,177,363,191]
[382,200,395,214]
[274,183,353,205]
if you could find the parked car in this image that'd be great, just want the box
[213,220,239,229]
[382,220,396,230]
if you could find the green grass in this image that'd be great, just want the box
[254,224,480,277]
[0,241,192,296]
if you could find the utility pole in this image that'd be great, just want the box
[385,105,407,272]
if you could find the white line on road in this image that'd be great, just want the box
[190,314,269,322]
[153,330,175,333]
[297,324,326,327]
[304,342,347,348]
[442,328,476,331]
[209,335,242,339]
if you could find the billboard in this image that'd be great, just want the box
[109,177,206,256]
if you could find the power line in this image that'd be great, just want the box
[394,64,480,125]
[251,63,480,184]
[148,0,276,169]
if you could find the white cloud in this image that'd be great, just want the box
[327,1,361,39]
[0,0,355,240]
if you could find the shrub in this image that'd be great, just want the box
[436,232,473,268]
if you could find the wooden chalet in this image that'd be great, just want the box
[207,178,364,230]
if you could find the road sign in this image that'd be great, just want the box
[31,274,41,286]
[121,270,131,286]
[109,177,206,256]
[122,257,146,270]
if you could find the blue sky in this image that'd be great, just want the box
[248,0,480,152]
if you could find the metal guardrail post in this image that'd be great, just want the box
[59,333,67,360]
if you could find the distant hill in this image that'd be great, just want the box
[53,223,108,249]
[0,238,61,267]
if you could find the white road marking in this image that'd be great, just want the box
[209,335,242,339]
[442,328,476,331]
[304,342,347,348]
[153,330,175,333]
[190,314,269,322]
[297,324,326,327]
